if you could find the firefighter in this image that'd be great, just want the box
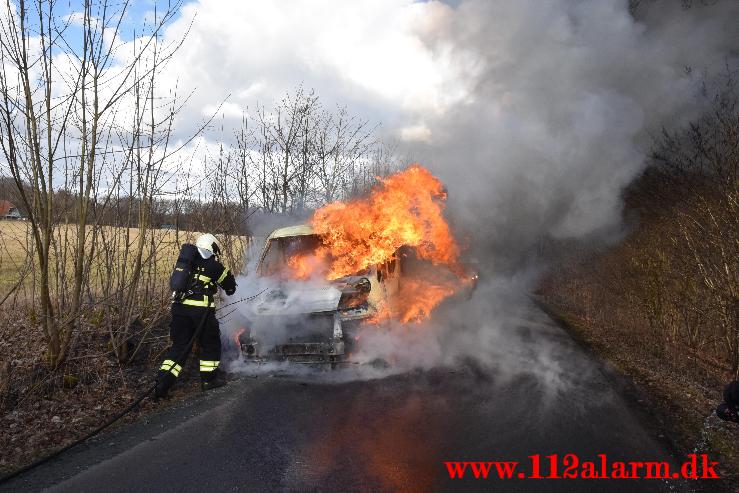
[716,380,739,423]
[155,233,236,398]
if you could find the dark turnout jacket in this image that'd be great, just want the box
[174,254,236,308]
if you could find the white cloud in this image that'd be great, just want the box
[201,101,244,120]
[153,0,467,142]
[400,123,432,142]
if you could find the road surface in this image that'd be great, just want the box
[3,302,696,492]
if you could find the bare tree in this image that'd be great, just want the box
[314,105,375,204]
[0,0,185,367]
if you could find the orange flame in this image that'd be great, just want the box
[287,254,315,280]
[233,328,245,349]
[395,279,457,323]
[311,164,461,279]
[304,164,467,322]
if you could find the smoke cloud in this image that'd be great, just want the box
[416,0,738,269]
[383,0,739,383]
[219,1,738,385]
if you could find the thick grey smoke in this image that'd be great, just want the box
[221,1,738,386]
[350,0,739,380]
[342,0,739,380]
[372,0,739,383]
[414,0,738,270]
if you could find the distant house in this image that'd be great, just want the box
[0,200,22,220]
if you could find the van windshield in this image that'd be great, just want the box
[259,234,324,278]
[259,234,372,279]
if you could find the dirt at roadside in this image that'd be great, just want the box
[537,299,739,491]
[0,309,212,478]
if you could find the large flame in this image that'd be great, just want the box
[303,164,467,322]
[287,253,320,280]
[312,164,461,279]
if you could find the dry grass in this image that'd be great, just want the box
[0,220,247,300]
[0,222,248,474]
[0,304,197,475]
[0,221,29,287]
[539,300,739,484]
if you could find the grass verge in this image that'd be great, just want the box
[536,297,739,491]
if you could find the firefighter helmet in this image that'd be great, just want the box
[195,233,221,259]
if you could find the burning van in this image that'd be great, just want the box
[236,165,475,367]
[238,224,405,366]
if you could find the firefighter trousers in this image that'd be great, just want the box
[158,303,222,385]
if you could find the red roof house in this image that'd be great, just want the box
[0,200,22,219]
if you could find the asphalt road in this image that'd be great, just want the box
[4,303,700,492]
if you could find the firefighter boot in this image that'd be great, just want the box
[154,371,175,399]
[201,369,227,392]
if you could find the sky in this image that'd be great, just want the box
[3,0,738,265]
[146,0,467,144]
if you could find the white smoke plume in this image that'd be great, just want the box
[219,1,738,385]
[415,0,739,268]
[387,0,739,383]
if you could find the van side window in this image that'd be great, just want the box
[260,239,284,277]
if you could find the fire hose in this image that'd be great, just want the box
[0,290,265,486]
